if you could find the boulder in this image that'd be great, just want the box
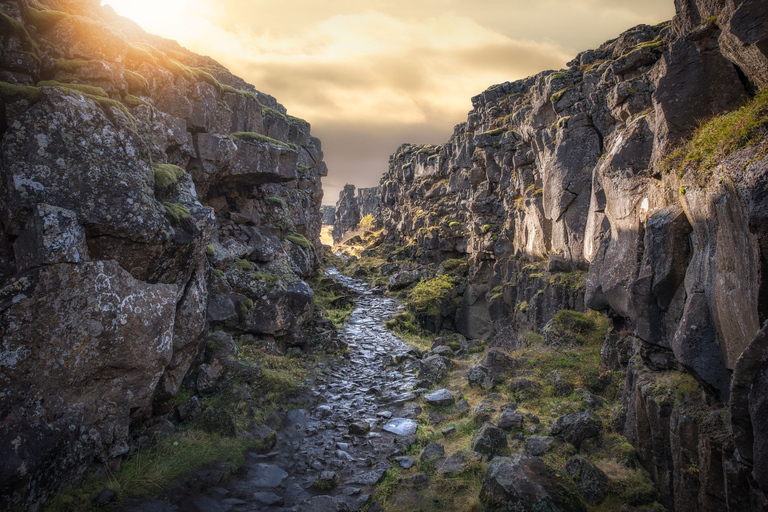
[472,422,508,457]
[424,389,455,406]
[552,410,603,449]
[480,455,587,512]
[565,455,608,504]
[418,355,449,384]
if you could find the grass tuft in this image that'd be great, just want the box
[153,163,186,191]
[230,132,298,151]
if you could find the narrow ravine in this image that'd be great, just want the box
[122,269,420,512]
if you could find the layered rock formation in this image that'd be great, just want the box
[0,0,326,509]
[377,0,768,509]
[332,184,380,242]
[321,205,336,226]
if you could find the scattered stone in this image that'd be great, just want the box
[195,407,236,437]
[252,492,283,506]
[395,456,415,469]
[432,345,454,358]
[471,422,509,457]
[177,396,203,422]
[313,471,340,491]
[577,389,603,409]
[510,378,543,399]
[526,435,556,456]
[400,474,429,486]
[348,422,370,435]
[480,455,587,512]
[551,410,603,449]
[565,455,608,504]
[377,410,393,419]
[349,468,387,486]
[424,389,455,406]
[498,410,525,431]
[442,426,457,437]
[419,355,450,383]
[455,399,470,414]
[246,463,289,488]
[468,364,491,388]
[399,403,422,419]
[437,451,472,475]
[296,495,351,512]
[420,442,446,461]
[93,488,117,505]
[427,411,444,425]
[474,403,497,423]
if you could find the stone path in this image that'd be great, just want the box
[121,269,420,512]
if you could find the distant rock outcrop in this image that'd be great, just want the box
[321,205,336,225]
[376,0,768,509]
[0,0,326,509]
[332,184,381,243]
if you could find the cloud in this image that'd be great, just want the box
[103,0,676,205]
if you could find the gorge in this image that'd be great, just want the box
[1,0,768,511]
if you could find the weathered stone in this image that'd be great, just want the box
[418,355,449,384]
[565,455,608,504]
[420,442,445,461]
[498,410,525,431]
[526,435,556,456]
[424,389,455,406]
[471,422,508,457]
[552,410,603,449]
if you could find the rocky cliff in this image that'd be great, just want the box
[0,0,327,509]
[377,0,768,509]
[332,184,380,242]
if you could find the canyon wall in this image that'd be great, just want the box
[378,0,768,509]
[0,0,326,509]
[332,184,380,242]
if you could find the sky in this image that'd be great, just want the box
[102,0,675,205]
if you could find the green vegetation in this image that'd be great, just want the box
[37,80,108,98]
[45,432,259,512]
[26,7,68,32]
[312,275,355,328]
[551,87,569,103]
[238,298,254,315]
[358,214,377,232]
[262,106,286,119]
[123,70,149,93]
[663,89,768,180]
[407,274,455,317]
[0,81,41,103]
[0,8,40,54]
[252,272,279,290]
[220,83,258,101]
[230,131,298,151]
[162,202,191,224]
[287,233,316,252]
[153,163,186,191]
[234,260,254,271]
[550,71,568,80]
[267,196,287,208]
[544,270,587,290]
[206,244,215,258]
[122,94,150,108]
[54,59,88,73]
[479,127,505,136]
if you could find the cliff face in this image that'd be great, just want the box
[332,184,380,242]
[378,0,768,509]
[0,0,326,509]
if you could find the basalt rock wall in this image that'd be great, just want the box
[0,0,326,509]
[332,184,380,242]
[378,0,768,509]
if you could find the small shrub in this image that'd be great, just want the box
[358,214,377,232]
[407,274,455,317]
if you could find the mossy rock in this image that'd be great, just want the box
[194,407,236,437]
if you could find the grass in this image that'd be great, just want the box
[384,311,435,351]
[153,163,186,192]
[267,196,286,208]
[479,127,505,136]
[45,431,259,512]
[0,8,40,54]
[551,87,569,103]
[230,131,298,151]
[37,80,108,98]
[122,94,149,108]
[312,275,355,328]
[54,59,88,73]
[234,260,253,271]
[123,70,148,93]
[663,89,768,180]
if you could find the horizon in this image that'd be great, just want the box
[101,0,675,204]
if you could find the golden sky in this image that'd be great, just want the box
[102,0,675,204]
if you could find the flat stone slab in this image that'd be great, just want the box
[348,468,387,485]
[382,417,418,436]
[424,389,455,406]
[246,463,288,488]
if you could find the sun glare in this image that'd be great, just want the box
[101,0,207,41]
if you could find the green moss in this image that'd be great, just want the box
[26,7,67,32]
[663,89,768,180]
[253,272,279,289]
[123,94,150,108]
[220,83,258,101]
[153,163,186,191]
[0,81,41,103]
[267,196,286,208]
[206,244,215,258]
[407,274,455,317]
[126,43,158,65]
[54,59,89,73]
[551,87,569,103]
[313,473,340,491]
[230,132,297,151]
[286,233,316,252]
[550,71,568,80]
[238,298,254,315]
[234,260,254,271]
[544,271,587,290]
[262,106,287,120]
[124,70,149,93]
[0,8,40,54]
[479,127,505,136]
[37,80,108,98]
[162,202,191,224]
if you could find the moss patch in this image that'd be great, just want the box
[0,81,41,103]
[230,131,297,151]
[153,163,186,192]
[286,233,315,252]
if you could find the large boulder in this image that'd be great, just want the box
[471,422,508,457]
[480,455,587,512]
[552,410,603,449]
